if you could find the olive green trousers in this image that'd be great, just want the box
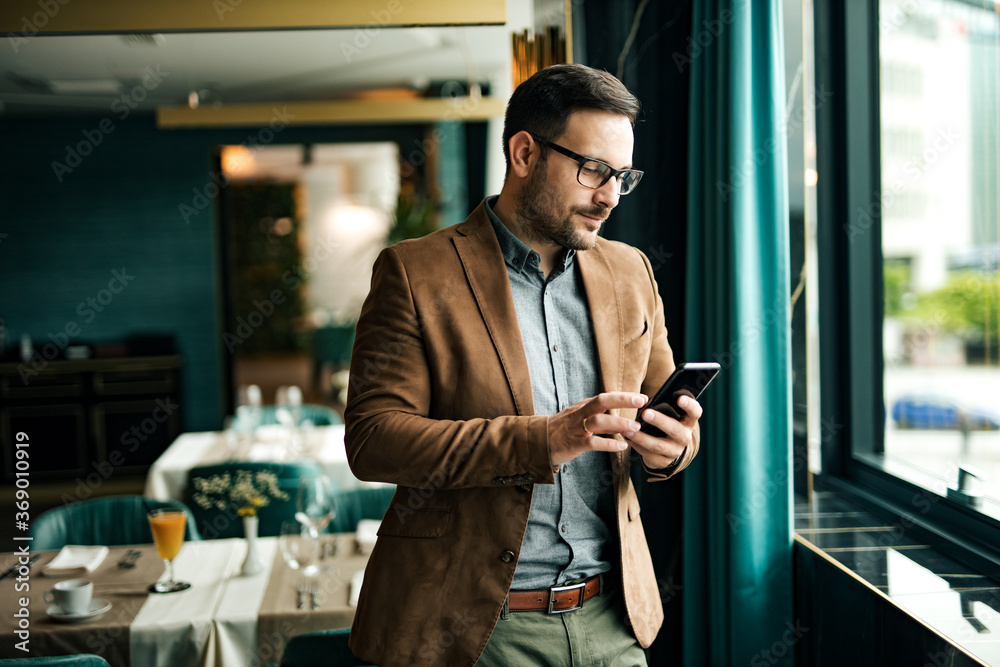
[475,585,649,667]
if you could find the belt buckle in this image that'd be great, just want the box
[547,581,587,614]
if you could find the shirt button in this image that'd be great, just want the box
[500,550,516,564]
[560,525,567,533]
[553,344,558,352]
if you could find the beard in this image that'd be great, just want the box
[514,159,608,252]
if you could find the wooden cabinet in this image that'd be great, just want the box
[0,356,181,481]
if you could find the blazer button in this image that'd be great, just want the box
[500,550,515,564]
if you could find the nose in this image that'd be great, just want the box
[593,176,621,210]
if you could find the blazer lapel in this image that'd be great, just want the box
[452,205,535,417]
[577,242,624,395]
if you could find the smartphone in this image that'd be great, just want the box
[639,362,721,437]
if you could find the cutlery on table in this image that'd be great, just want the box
[117,550,143,569]
[0,554,40,581]
[308,579,319,610]
[296,576,307,610]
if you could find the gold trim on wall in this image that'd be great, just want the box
[0,0,505,34]
[511,25,567,90]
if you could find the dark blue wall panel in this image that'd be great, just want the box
[0,114,428,432]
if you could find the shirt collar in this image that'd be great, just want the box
[484,195,576,275]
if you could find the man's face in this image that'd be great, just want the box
[515,109,635,251]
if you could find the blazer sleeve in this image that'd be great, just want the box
[344,246,556,490]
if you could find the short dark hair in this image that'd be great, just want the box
[502,64,640,174]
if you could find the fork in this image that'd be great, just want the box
[305,577,320,610]
[295,575,308,610]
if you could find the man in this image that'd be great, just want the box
[345,63,702,667]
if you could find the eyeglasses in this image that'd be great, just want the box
[530,134,643,195]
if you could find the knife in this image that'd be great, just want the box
[0,554,41,581]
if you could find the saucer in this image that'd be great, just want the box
[47,598,112,623]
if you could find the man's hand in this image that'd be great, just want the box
[549,392,647,467]
[626,395,703,469]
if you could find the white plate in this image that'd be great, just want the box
[47,598,112,623]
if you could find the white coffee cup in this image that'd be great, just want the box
[44,579,93,615]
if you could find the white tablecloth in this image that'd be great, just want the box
[209,538,280,667]
[130,539,245,667]
[144,425,371,501]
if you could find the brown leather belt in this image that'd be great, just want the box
[507,574,606,614]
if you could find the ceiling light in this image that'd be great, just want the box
[120,34,166,47]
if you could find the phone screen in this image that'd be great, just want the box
[639,362,720,437]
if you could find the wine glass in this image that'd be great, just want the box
[147,508,191,593]
[236,384,263,440]
[279,520,319,576]
[275,386,303,458]
[295,476,336,560]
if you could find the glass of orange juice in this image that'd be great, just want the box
[147,508,191,593]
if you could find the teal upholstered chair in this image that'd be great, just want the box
[280,628,372,667]
[186,460,325,539]
[0,655,111,666]
[30,495,201,552]
[328,486,396,534]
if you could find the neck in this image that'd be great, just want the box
[493,191,562,277]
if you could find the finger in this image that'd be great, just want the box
[676,396,704,424]
[635,407,690,444]
[583,414,642,437]
[627,431,686,463]
[583,432,630,453]
[588,392,648,413]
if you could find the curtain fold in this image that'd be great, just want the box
[682,1,794,665]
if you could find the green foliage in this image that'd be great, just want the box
[387,192,438,245]
[228,183,305,354]
[883,262,911,318]
[908,270,999,340]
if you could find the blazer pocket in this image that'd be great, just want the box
[624,320,650,358]
[377,506,450,538]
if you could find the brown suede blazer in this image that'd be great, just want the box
[344,201,697,667]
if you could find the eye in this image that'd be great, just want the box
[580,161,608,178]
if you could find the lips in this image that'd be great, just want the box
[578,211,607,230]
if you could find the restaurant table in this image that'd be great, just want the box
[144,424,381,502]
[0,534,370,667]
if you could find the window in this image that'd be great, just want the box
[813,0,1000,549]
[879,0,1000,509]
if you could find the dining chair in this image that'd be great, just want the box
[279,628,373,667]
[186,460,325,539]
[30,495,202,552]
[328,486,396,533]
[0,654,111,666]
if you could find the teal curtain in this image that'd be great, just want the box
[682,1,794,665]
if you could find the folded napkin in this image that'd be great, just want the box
[349,569,365,607]
[355,519,380,555]
[42,545,109,576]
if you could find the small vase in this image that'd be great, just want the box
[241,515,265,576]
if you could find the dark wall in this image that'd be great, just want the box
[0,113,429,431]
[582,1,693,663]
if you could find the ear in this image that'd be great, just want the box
[507,130,538,179]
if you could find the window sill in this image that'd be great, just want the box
[795,490,999,665]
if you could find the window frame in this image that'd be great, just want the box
[813,0,1000,573]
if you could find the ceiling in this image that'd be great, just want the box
[0,26,511,117]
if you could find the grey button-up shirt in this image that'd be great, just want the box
[485,197,616,590]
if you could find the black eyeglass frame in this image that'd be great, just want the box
[529,133,643,195]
